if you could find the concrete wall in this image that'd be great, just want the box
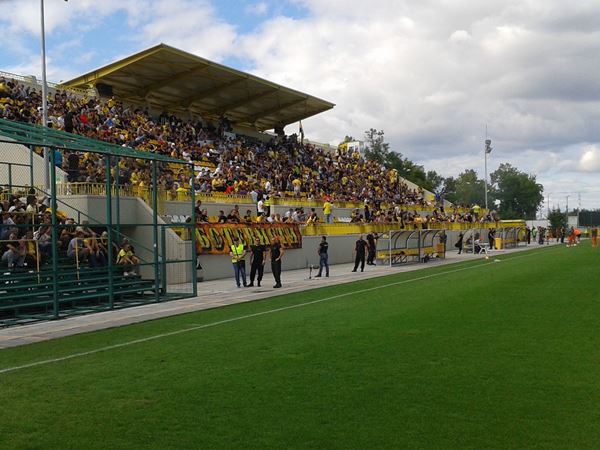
[0,138,67,187]
[52,194,515,285]
[55,194,191,284]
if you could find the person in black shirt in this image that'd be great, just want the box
[488,228,496,250]
[269,236,284,288]
[315,235,329,277]
[352,235,368,272]
[64,110,75,133]
[248,237,266,287]
[67,152,80,182]
[366,232,378,265]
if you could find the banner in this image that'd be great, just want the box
[195,223,302,254]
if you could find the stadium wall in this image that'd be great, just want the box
[0,139,67,187]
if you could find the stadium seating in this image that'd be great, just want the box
[0,264,155,326]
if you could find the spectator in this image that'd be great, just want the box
[116,243,140,276]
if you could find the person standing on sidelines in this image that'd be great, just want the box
[591,227,598,248]
[315,235,329,277]
[269,236,284,288]
[352,235,368,272]
[248,237,266,287]
[366,232,378,265]
[455,232,464,254]
[229,236,247,288]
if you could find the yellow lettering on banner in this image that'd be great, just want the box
[255,228,269,245]
[197,224,302,254]
[222,227,238,248]
[240,227,255,245]
[208,228,225,251]
[195,229,211,250]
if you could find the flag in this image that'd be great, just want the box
[299,120,304,144]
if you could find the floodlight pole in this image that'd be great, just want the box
[484,137,492,211]
[40,0,50,190]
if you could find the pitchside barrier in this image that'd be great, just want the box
[377,229,447,266]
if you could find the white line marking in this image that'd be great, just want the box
[0,248,557,375]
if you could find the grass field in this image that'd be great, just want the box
[1,243,599,449]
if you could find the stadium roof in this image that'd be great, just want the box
[61,43,335,132]
[0,118,186,164]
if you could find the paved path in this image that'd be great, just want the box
[0,245,549,349]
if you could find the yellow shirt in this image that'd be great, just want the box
[323,201,332,215]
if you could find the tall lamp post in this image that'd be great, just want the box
[40,0,50,190]
[484,138,493,211]
[40,0,68,191]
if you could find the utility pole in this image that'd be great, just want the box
[40,0,50,190]
[484,125,493,211]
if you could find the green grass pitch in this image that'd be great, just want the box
[1,244,599,449]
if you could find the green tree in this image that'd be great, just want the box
[444,169,485,206]
[490,163,544,219]
[548,209,568,230]
[363,128,390,165]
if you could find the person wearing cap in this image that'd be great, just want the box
[229,236,247,288]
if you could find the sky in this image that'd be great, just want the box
[1,0,600,212]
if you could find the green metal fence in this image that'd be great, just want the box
[0,118,197,327]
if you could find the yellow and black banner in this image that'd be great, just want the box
[196,223,302,254]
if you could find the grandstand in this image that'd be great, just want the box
[0,44,524,327]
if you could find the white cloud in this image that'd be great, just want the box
[578,145,600,173]
[449,30,472,44]
[4,0,600,205]
[246,2,269,16]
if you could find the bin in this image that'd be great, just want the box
[494,237,503,250]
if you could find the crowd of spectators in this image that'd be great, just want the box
[0,76,493,226]
[1,189,139,272]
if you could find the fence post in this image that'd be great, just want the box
[152,160,160,302]
[29,145,34,188]
[49,147,59,319]
[190,162,198,296]
[115,158,121,243]
[105,155,114,309]
[161,225,167,295]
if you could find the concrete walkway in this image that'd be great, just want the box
[0,245,547,349]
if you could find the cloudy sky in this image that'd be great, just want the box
[2,0,600,211]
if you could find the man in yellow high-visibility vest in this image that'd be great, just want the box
[229,236,247,288]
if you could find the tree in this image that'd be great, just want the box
[490,163,544,219]
[363,128,390,165]
[548,209,568,231]
[444,169,485,206]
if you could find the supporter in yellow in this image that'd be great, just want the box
[292,178,301,197]
[176,185,188,201]
[116,243,140,276]
[323,200,333,224]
